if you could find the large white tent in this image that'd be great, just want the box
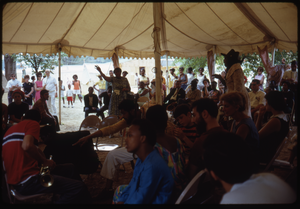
[2,2,297,58]
[2,2,298,122]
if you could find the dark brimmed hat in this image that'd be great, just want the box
[12,89,25,100]
[221,49,240,60]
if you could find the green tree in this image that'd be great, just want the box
[10,53,67,76]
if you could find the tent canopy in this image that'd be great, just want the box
[2,2,298,59]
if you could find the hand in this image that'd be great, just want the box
[95,65,102,72]
[92,107,96,110]
[173,128,185,139]
[72,136,89,147]
[258,106,266,118]
[212,74,222,80]
[42,159,56,169]
[25,94,30,98]
[55,92,57,98]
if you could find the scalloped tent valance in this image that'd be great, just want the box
[2,2,297,58]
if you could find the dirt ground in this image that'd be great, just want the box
[2,93,297,204]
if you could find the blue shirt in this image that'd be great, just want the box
[118,149,174,204]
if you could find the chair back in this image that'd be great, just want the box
[264,137,288,171]
[2,161,47,204]
[79,115,101,131]
[98,115,119,129]
[175,169,206,204]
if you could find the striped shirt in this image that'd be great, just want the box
[178,124,199,155]
[2,120,41,185]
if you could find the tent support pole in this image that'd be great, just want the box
[272,46,276,66]
[153,2,162,105]
[58,44,62,125]
[212,45,216,81]
[166,51,169,94]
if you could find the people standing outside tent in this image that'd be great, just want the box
[66,84,74,108]
[186,67,195,86]
[135,73,139,86]
[178,67,188,90]
[60,80,66,108]
[95,65,131,116]
[138,68,149,86]
[42,69,58,116]
[72,74,83,106]
[31,75,36,103]
[6,73,22,105]
[34,72,43,102]
[168,68,178,90]
[196,67,206,91]
[22,75,34,109]
[93,75,106,105]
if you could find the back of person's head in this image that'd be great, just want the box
[173,104,191,119]
[118,99,135,112]
[265,91,286,111]
[31,76,35,80]
[203,131,255,184]
[291,60,297,66]
[220,92,246,112]
[131,119,156,147]
[24,75,30,79]
[40,89,49,97]
[191,98,218,118]
[23,109,41,122]
[146,105,168,133]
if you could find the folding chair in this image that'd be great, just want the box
[263,137,288,172]
[175,170,207,204]
[2,161,49,204]
[79,115,101,131]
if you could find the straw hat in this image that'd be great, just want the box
[12,89,25,100]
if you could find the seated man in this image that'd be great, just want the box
[163,80,185,110]
[7,89,29,124]
[32,89,58,133]
[98,86,112,120]
[185,79,201,105]
[186,98,228,181]
[2,109,92,204]
[248,79,266,121]
[173,104,200,158]
[112,119,174,204]
[202,131,296,204]
[137,81,150,99]
[84,86,100,118]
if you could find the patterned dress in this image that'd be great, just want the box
[109,77,130,116]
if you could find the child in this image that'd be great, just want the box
[60,80,66,107]
[173,104,200,158]
[112,119,174,204]
[66,84,74,108]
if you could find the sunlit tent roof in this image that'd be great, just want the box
[2,2,297,58]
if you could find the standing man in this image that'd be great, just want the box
[42,69,58,116]
[98,86,112,120]
[6,73,22,105]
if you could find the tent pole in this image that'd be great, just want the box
[166,51,169,94]
[58,44,62,125]
[153,3,162,105]
[272,46,276,66]
[212,46,216,82]
[153,2,162,105]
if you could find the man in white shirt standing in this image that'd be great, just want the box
[202,131,296,204]
[6,73,22,105]
[42,69,58,116]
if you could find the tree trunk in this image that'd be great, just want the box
[4,54,16,81]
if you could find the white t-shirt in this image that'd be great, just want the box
[187,73,194,85]
[248,90,266,108]
[220,173,296,204]
[42,76,57,92]
[66,89,73,97]
[6,79,22,91]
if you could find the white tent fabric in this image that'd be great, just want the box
[3,2,297,58]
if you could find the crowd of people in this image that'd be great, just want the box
[2,49,297,204]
